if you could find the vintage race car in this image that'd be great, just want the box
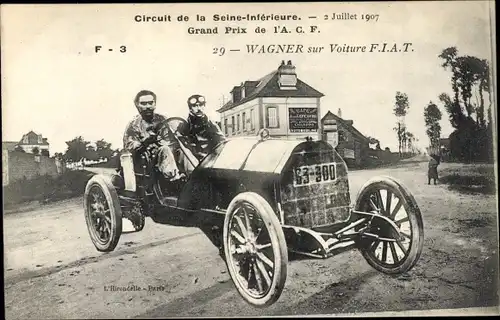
[83,117,424,308]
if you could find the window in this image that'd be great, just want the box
[242,112,246,131]
[237,114,240,132]
[224,118,228,135]
[266,106,279,128]
[231,116,235,133]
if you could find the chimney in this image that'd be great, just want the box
[337,108,342,118]
[278,60,297,89]
[231,86,242,103]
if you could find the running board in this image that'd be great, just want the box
[288,240,356,259]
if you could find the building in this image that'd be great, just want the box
[321,109,370,168]
[217,60,324,141]
[17,130,50,156]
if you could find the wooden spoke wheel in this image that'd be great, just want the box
[84,175,123,252]
[223,192,288,308]
[354,176,424,274]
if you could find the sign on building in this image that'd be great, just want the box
[288,107,318,133]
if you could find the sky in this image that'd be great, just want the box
[1,2,495,154]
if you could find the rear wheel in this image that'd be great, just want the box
[84,175,123,252]
[223,192,288,308]
[354,176,424,274]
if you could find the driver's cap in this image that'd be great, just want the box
[187,94,206,107]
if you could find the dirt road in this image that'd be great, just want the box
[4,158,499,318]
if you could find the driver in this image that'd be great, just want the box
[123,90,182,180]
[178,94,226,160]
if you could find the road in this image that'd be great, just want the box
[4,158,499,318]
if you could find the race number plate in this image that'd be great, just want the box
[293,162,337,187]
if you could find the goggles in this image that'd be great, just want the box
[188,95,206,107]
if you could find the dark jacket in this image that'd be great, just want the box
[178,114,226,159]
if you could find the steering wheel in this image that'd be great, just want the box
[165,117,188,135]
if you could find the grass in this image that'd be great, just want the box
[439,164,497,195]
[3,170,95,209]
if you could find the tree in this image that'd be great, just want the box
[95,139,114,160]
[404,132,416,154]
[32,147,40,155]
[64,136,90,162]
[367,136,381,150]
[393,91,410,157]
[85,145,99,161]
[438,47,493,162]
[14,145,25,153]
[438,47,460,104]
[424,101,442,154]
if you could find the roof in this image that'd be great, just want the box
[2,141,18,151]
[217,69,324,113]
[322,111,369,142]
[18,131,50,145]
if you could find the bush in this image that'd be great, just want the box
[3,170,95,208]
[439,164,496,194]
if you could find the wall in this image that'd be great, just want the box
[261,97,320,140]
[5,151,59,184]
[2,149,9,186]
[219,99,260,137]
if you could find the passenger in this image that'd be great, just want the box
[123,90,183,181]
[178,94,226,161]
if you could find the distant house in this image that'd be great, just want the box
[17,131,50,156]
[216,60,324,141]
[321,109,370,168]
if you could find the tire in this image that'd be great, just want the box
[223,192,288,308]
[354,176,424,274]
[84,174,123,252]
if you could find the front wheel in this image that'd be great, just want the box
[354,176,424,275]
[223,192,288,308]
[84,175,123,252]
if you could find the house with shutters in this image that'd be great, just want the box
[321,109,370,168]
[216,60,324,141]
